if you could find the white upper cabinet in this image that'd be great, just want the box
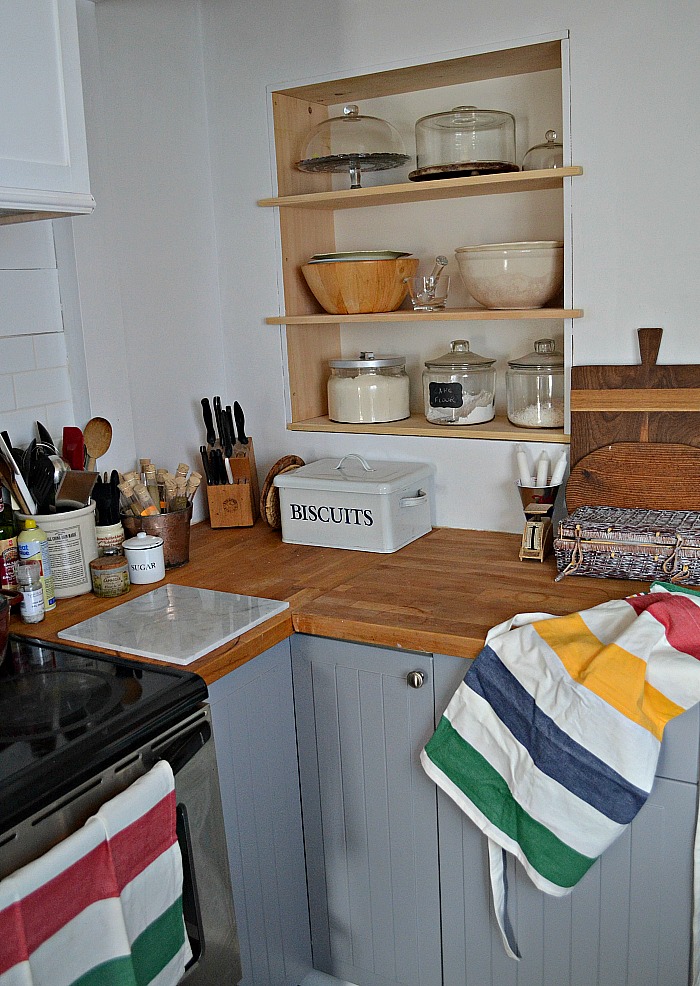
[0,0,94,223]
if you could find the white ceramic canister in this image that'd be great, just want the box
[122,531,165,585]
[17,500,97,599]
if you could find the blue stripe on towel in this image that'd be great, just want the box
[466,646,647,824]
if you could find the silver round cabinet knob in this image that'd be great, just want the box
[406,670,425,689]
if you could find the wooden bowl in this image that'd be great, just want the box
[301,258,419,315]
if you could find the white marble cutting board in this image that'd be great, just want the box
[58,584,289,665]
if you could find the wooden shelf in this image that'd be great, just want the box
[265,38,578,438]
[287,412,570,444]
[267,307,582,325]
[259,167,582,211]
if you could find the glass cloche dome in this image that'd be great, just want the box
[296,104,409,189]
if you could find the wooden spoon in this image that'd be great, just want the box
[83,417,112,471]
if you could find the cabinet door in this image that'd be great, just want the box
[207,640,313,986]
[292,635,441,986]
[434,655,698,986]
[0,0,90,196]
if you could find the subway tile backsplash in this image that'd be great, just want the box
[0,222,76,449]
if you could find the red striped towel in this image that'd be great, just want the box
[0,760,192,986]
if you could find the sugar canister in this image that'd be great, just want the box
[122,531,165,585]
[506,338,564,428]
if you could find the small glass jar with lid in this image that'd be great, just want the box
[327,352,410,423]
[522,130,564,171]
[506,338,564,428]
[422,340,496,425]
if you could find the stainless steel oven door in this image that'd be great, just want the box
[152,707,241,984]
[0,705,241,986]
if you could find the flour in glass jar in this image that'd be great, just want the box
[328,371,410,423]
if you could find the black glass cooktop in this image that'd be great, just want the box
[0,635,207,833]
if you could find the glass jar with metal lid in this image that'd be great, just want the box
[506,338,564,428]
[409,105,517,181]
[327,352,410,423]
[422,340,496,425]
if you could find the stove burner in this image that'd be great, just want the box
[0,668,126,741]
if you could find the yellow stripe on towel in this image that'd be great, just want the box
[534,613,683,739]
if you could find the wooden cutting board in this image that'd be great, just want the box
[567,327,700,511]
[570,327,700,465]
[566,442,700,511]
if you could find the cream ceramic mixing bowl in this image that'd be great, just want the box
[455,240,564,309]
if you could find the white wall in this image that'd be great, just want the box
[0,222,77,449]
[4,0,698,531]
[195,0,700,530]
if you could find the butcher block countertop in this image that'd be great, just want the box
[10,520,647,685]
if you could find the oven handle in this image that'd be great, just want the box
[145,719,211,775]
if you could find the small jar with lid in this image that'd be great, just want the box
[422,340,496,425]
[506,338,564,428]
[327,352,410,423]
[522,130,564,171]
[18,561,44,624]
[90,549,130,598]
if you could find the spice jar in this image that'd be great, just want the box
[327,353,410,423]
[18,561,44,624]
[422,340,496,425]
[506,338,564,428]
[90,550,130,598]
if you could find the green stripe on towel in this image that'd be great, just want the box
[70,897,187,986]
[131,896,188,985]
[70,956,137,986]
[425,716,596,889]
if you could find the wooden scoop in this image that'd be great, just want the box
[83,417,112,471]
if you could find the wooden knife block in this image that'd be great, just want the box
[206,440,260,528]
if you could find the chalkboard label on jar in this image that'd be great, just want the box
[429,381,463,408]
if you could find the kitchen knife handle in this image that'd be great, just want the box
[233,401,248,445]
[200,445,212,485]
[221,408,233,459]
[213,396,225,448]
[212,448,226,485]
[201,398,216,447]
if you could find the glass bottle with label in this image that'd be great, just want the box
[18,561,45,624]
[0,487,18,592]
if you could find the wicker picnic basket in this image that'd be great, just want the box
[554,505,700,584]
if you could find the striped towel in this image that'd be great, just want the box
[0,760,192,986]
[421,580,700,961]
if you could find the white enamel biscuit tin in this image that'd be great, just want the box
[273,454,434,553]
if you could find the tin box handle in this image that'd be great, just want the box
[335,454,375,474]
[400,489,428,508]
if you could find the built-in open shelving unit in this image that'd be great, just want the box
[261,36,578,445]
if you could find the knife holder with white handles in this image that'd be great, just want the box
[206,439,260,528]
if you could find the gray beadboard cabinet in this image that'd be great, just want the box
[292,634,700,986]
[207,639,313,986]
[292,635,443,986]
